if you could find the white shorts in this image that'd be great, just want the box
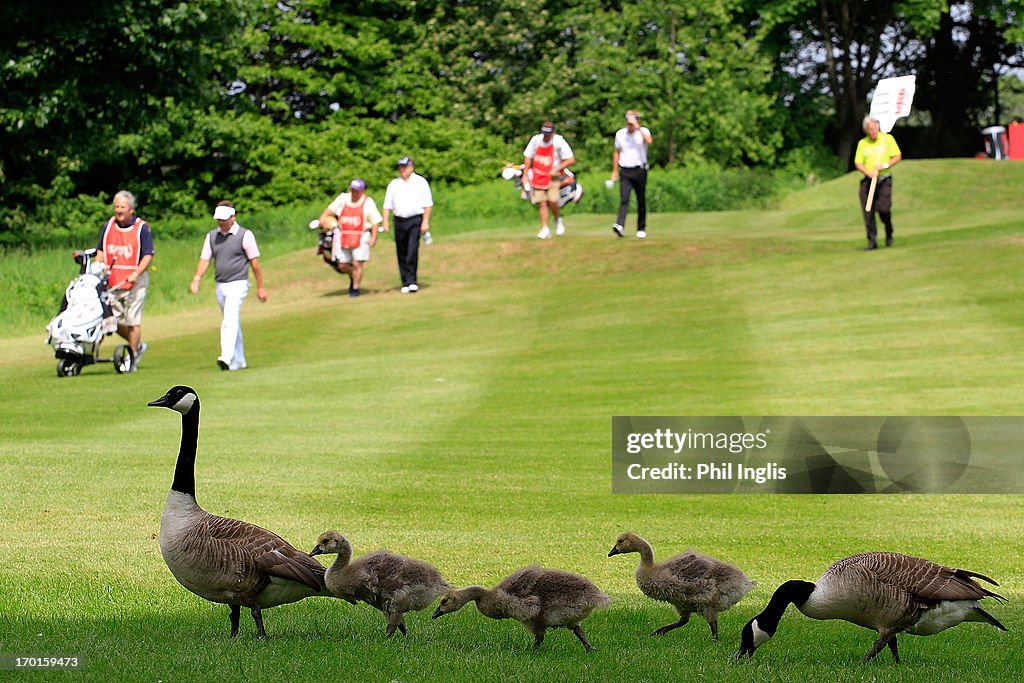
[332,229,371,263]
[109,283,147,326]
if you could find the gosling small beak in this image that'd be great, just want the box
[431,608,444,619]
[608,547,620,557]
[309,546,322,557]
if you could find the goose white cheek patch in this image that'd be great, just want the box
[751,619,772,648]
[173,394,197,414]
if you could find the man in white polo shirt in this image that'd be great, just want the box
[610,109,653,239]
[382,156,433,293]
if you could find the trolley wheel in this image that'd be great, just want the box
[57,358,82,377]
[113,345,135,374]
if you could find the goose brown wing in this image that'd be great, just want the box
[206,514,326,591]
[851,552,1002,603]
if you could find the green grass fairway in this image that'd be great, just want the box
[1,160,1022,681]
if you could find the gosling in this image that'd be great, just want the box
[432,565,610,651]
[608,531,755,639]
[310,531,449,637]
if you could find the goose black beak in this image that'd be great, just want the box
[309,546,323,557]
[736,644,755,660]
[608,547,620,557]
[431,608,444,619]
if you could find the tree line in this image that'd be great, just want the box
[2,0,1021,244]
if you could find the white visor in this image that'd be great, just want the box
[213,205,235,221]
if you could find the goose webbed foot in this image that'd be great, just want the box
[707,616,719,640]
[229,604,241,638]
[531,627,545,650]
[385,620,409,637]
[652,614,689,636]
[250,605,268,640]
[861,632,897,664]
[572,624,595,652]
[888,637,900,663]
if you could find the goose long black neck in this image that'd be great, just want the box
[757,580,815,632]
[171,398,199,497]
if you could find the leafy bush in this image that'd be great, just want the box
[578,164,779,214]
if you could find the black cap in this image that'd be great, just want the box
[397,156,412,167]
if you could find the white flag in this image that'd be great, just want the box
[869,75,917,133]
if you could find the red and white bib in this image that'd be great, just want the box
[532,142,555,189]
[101,217,144,290]
[337,197,366,249]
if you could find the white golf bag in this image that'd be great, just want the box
[46,249,132,376]
[501,164,584,207]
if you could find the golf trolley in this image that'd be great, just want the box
[46,248,134,377]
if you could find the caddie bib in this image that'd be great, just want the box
[102,217,144,290]
[532,141,555,189]
[338,197,366,249]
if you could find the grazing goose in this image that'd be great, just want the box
[148,385,330,639]
[310,531,449,637]
[738,551,1007,663]
[431,565,610,651]
[608,531,755,639]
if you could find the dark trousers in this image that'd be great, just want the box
[617,165,648,231]
[859,176,893,246]
[394,215,423,286]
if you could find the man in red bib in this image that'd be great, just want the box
[95,190,154,369]
[318,178,382,297]
[522,121,575,239]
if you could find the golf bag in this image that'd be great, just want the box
[46,249,133,376]
[500,164,584,207]
[309,218,347,274]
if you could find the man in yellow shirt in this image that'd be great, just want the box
[854,116,902,250]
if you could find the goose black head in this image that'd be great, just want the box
[737,617,772,659]
[148,385,199,415]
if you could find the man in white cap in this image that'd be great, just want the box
[319,178,382,297]
[190,200,268,371]
[382,156,433,293]
[522,121,575,239]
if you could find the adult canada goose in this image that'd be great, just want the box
[149,385,330,639]
[738,551,1007,663]
[608,531,755,639]
[310,531,449,637]
[432,565,610,651]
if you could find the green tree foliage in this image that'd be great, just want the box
[915,2,1024,155]
[751,0,946,166]
[561,1,783,169]
[0,0,253,242]
[27,0,1024,242]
